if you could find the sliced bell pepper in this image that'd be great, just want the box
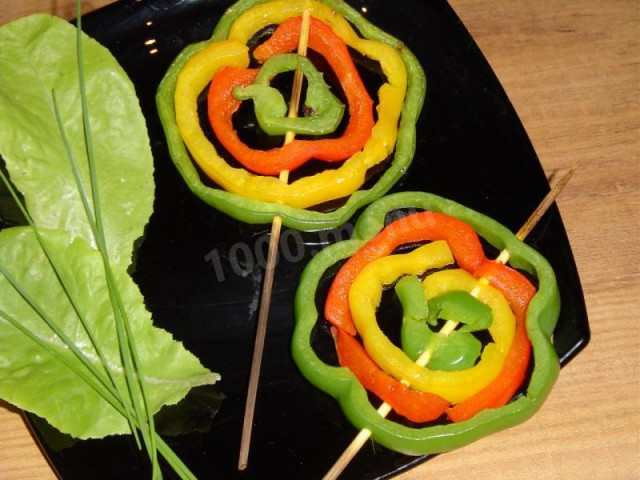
[398,278,491,371]
[207,17,374,175]
[233,53,344,137]
[157,0,425,230]
[334,247,503,418]
[293,192,561,455]
[426,291,493,332]
[325,210,485,335]
[447,260,536,421]
[333,327,449,423]
[349,252,516,403]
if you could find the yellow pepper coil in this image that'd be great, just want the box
[348,241,516,403]
[174,0,407,209]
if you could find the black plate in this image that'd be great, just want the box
[21,0,589,478]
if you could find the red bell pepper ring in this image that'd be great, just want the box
[447,260,535,422]
[324,211,485,335]
[333,327,449,423]
[207,16,374,175]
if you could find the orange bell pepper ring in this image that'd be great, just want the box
[207,16,374,175]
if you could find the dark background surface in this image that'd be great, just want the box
[22,0,589,478]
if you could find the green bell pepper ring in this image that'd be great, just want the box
[396,277,489,371]
[233,53,345,136]
[156,0,425,231]
[292,191,560,455]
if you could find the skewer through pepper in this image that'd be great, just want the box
[157,0,425,230]
[293,192,561,455]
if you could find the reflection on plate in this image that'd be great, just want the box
[17,0,589,478]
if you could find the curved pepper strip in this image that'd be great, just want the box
[333,243,506,416]
[447,260,535,422]
[208,17,375,175]
[231,4,407,175]
[426,291,493,332]
[397,277,486,371]
[292,192,560,455]
[157,0,425,230]
[173,3,402,207]
[325,210,485,335]
[349,251,515,403]
[233,53,344,137]
[402,317,483,372]
[333,327,449,423]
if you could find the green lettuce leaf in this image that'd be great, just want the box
[0,15,219,439]
[0,228,219,439]
[0,14,154,266]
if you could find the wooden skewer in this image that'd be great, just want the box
[323,162,580,480]
[238,8,312,471]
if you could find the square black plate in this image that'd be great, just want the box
[20,0,589,478]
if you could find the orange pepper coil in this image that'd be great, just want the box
[207,16,375,176]
[324,211,535,422]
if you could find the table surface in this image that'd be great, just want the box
[1,0,638,479]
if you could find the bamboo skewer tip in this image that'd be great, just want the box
[238,8,312,471]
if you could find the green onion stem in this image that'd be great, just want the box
[52,91,151,453]
[73,7,160,475]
